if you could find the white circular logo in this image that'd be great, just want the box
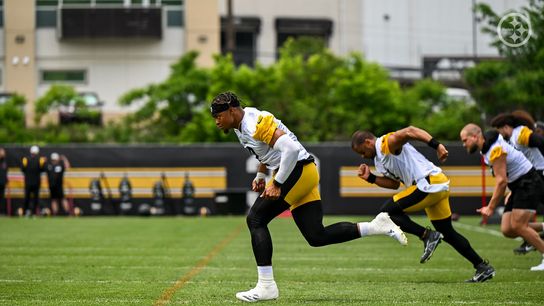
[497,12,532,48]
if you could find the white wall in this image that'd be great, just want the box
[361,0,529,67]
[218,0,363,65]
[35,26,184,113]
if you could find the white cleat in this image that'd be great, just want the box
[530,261,544,271]
[235,282,279,302]
[370,212,408,246]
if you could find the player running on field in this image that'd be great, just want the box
[352,126,495,282]
[211,92,407,302]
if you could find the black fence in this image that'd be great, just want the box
[0,142,487,216]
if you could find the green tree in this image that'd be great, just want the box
[406,80,482,140]
[118,51,211,142]
[465,0,544,119]
[0,94,29,143]
[34,84,82,125]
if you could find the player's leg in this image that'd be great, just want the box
[292,200,358,246]
[23,186,32,216]
[382,186,443,262]
[287,162,405,245]
[510,209,544,269]
[380,196,427,238]
[31,187,40,216]
[52,199,59,215]
[430,215,494,282]
[236,196,288,302]
[292,200,405,246]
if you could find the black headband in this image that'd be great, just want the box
[210,98,240,116]
[210,103,230,116]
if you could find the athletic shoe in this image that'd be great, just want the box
[513,240,535,255]
[420,228,443,263]
[235,282,279,302]
[466,260,495,282]
[370,212,408,246]
[530,260,544,271]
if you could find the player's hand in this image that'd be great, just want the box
[252,178,266,192]
[476,205,494,217]
[357,164,370,181]
[261,184,281,200]
[437,144,448,163]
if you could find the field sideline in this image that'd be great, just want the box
[1,216,543,305]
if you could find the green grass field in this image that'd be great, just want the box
[1,215,543,305]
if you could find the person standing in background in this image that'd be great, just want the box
[21,145,46,217]
[46,153,71,216]
[0,148,8,215]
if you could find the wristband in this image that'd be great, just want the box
[428,138,440,150]
[367,173,377,184]
[273,179,283,188]
[254,172,266,181]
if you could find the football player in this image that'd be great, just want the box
[352,126,495,282]
[211,92,407,302]
[461,123,544,271]
[490,111,544,255]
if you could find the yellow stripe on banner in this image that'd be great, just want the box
[5,167,226,199]
[339,166,496,197]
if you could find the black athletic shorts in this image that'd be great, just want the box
[49,186,64,200]
[504,169,544,212]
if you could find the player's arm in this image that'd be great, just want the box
[478,153,507,217]
[261,128,299,199]
[61,155,71,170]
[387,126,448,163]
[357,163,400,189]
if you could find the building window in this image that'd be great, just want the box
[221,17,260,67]
[41,70,87,84]
[37,1,182,6]
[36,8,57,28]
[275,18,333,58]
[166,8,183,27]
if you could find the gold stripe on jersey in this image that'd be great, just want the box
[489,146,505,163]
[253,114,278,145]
[380,132,394,155]
[22,157,28,167]
[518,126,532,146]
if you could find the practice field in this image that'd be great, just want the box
[1,216,543,305]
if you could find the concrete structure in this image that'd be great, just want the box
[0,0,529,124]
[2,0,218,125]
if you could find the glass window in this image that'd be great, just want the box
[41,70,87,83]
[275,18,332,59]
[64,0,92,4]
[162,0,183,5]
[220,17,261,67]
[166,9,183,27]
[36,9,57,27]
[94,0,123,4]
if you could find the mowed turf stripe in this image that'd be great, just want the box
[453,222,513,238]
[153,223,244,306]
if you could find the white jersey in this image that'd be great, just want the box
[374,133,448,193]
[234,107,310,170]
[509,125,544,171]
[482,134,533,182]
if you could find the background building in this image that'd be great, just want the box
[0,0,528,125]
